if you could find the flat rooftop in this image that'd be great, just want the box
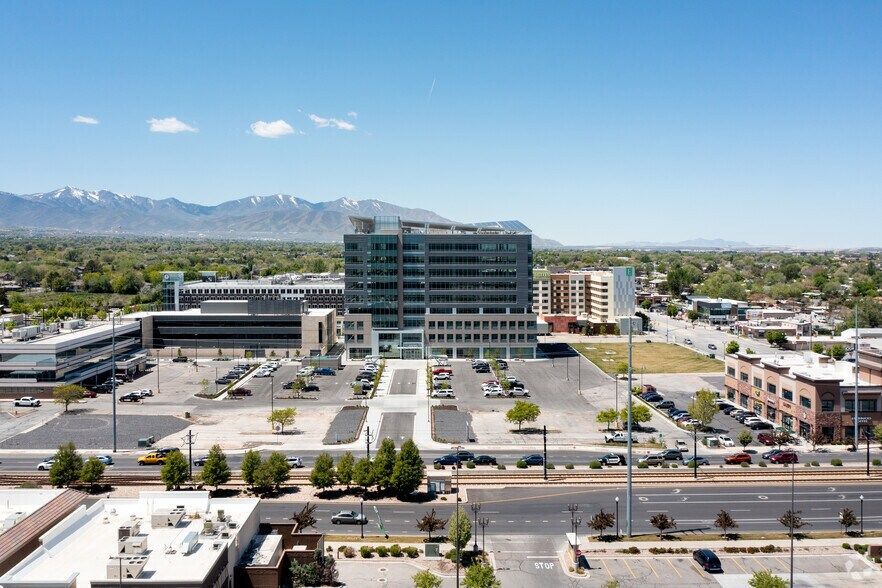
[2,491,259,587]
[0,489,66,533]
[758,353,874,386]
[348,215,530,235]
[0,320,140,348]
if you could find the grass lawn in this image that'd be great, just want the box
[573,342,723,374]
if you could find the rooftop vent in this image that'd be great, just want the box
[175,530,199,555]
[107,555,148,580]
[118,535,148,555]
[118,521,141,539]
[152,507,185,528]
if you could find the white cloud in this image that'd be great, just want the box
[72,115,99,125]
[347,111,358,119]
[308,113,356,132]
[147,117,198,133]
[250,119,295,138]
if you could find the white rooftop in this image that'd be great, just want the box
[1,491,259,587]
[0,489,66,533]
[760,353,873,386]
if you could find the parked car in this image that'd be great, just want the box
[521,454,544,466]
[497,360,508,369]
[286,456,304,468]
[315,368,336,376]
[432,368,453,376]
[95,455,114,465]
[638,453,666,466]
[119,393,141,402]
[721,405,742,415]
[708,343,718,350]
[604,431,636,444]
[215,377,232,385]
[453,451,476,462]
[172,356,188,363]
[37,458,55,470]
[769,451,799,464]
[192,456,208,467]
[656,400,675,409]
[693,549,723,573]
[658,449,684,461]
[750,421,774,430]
[642,393,663,403]
[14,397,41,407]
[508,388,530,397]
[155,447,181,457]
[302,384,320,393]
[432,373,452,382]
[684,338,693,345]
[762,449,783,460]
[472,455,497,466]
[431,389,455,398]
[600,453,627,466]
[227,388,253,397]
[483,388,506,398]
[331,510,367,525]
[475,366,491,373]
[724,452,752,465]
[757,433,776,446]
[718,435,735,447]
[82,389,98,398]
[684,456,711,467]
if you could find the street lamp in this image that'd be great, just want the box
[789,460,795,588]
[270,374,274,413]
[478,516,490,555]
[471,503,482,553]
[615,497,620,539]
[453,444,463,588]
[860,495,864,536]
[360,499,364,539]
[567,504,580,535]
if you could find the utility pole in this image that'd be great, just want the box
[181,429,196,480]
[626,317,633,537]
[854,304,860,451]
[111,311,117,453]
[270,374,274,413]
[860,495,865,536]
[789,460,795,588]
[543,425,548,481]
[453,444,462,588]
[156,348,160,394]
[360,500,364,539]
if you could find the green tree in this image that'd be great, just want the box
[619,403,652,428]
[828,344,846,360]
[53,384,85,412]
[160,451,189,490]
[649,512,676,539]
[666,303,678,317]
[725,340,740,354]
[766,330,787,347]
[748,570,788,588]
[778,510,808,538]
[112,271,144,294]
[597,408,619,431]
[372,438,397,491]
[412,569,443,588]
[353,457,375,489]
[640,299,652,310]
[687,309,700,322]
[811,342,824,354]
[588,509,616,540]
[268,407,297,434]
[505,400,541,431]
[447,509,472,552]
[200,444,231,490]
[79,457,106,492]
[614,361,629,377]
[839,507,858,535]
[688,389,719,430]
[49,442,83,487]
[392,439,425,496]
[336,451,355,487]
[463,563,501,588]
[874,424,882,449]
[310,452,336,491]
[780,262,802,281]
[265,452,291,490]
[714,509,738,539]
[738,430,753,449]
[241,450,261,487]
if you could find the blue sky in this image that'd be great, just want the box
[2,2,881,247]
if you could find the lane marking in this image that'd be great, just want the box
[727,557,749,574]
[666,558,682,578]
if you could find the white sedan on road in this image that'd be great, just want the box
[483,388,506,398]
[431,389,455,398]
[14,397,41,407]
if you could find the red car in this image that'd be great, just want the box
[432,368,452,375]
[82,390,98,398]
[769,451,798,464]
[757,433,776,446]
[725,452,752,465]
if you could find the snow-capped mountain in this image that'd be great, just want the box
[0,187,566,245]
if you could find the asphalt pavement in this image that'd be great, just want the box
[648,312,782,356]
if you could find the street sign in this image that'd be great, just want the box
[372,506,388,537]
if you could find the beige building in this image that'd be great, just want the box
[532,267,636,333]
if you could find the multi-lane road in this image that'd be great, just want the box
[259,483,882,536]
[648,311,779,355]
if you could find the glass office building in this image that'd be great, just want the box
[343,216,537,359]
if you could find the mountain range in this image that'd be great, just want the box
[0,187,562,247]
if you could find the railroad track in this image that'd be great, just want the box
[1,466,878,487]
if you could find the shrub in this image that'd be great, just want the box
[740,462,750,468]
[831,458,843,466]
[589,460,602,469]
[660,462,669,469]
[497,464,506,470]
[637,462,649,469]
[812,461,820,467]
[873,459,881,467]
[465,461,475,469]
[747,546,759,554]
[671,463,678,468]
[565,464,575,469]
[759,461,767,467]
[344,547,356,558]
[390,544,402,557]
[547,463,555,470]
[360,546,374,558]
[376,545,389,557]
[403,546,419,558]
[516,460,527,469]
[843,543,852,550]
[627,546,640,554]
[434,463,443,470]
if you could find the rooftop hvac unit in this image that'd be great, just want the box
[43,323,59,334]
[118,521,141,539]
[175,530,199,555]
[106,555,148,580]
[118,535,148,555]
[1,512,26,531]
[216,509,225,522]
[202,520,214,535]
[62,319,85,330]
[151,507,185,528]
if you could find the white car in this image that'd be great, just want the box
[286,456,304,468]
[432,390,455,398]
[253,371,272,378]
[484,388,506,398]
[14,397,41,407]
[743,417,763,426]
[481,382,501,391]
[432,373,451,381]
[37,458,55,471]
[718,435,735,447]
[508,388,530,397]
[296,368,313,377]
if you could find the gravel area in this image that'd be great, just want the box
[323,406,368,444]
[433,406,473,443]
[0,411,191,450]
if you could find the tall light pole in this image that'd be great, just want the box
[471,503,482,553]
[860,495,864,536]
[567,503,580,535]
[111,310,117,453]
[615,496,620,539]
[626,317,634,537]
[789,460,795,588]
[270,374,274,413]
[478,516,490,554]
[453,444,462,588]
[854,304,860,451]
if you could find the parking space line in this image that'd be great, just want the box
[622,559,637,578]
[603,563,614,580]
[645,559,660,579]
[665,559,682,578]
[774,556,787,569]
[689,559,705,575]
[726,557,748,574]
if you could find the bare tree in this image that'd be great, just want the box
[416,509,448,542]
[649,513,676,539]
[714,510,738,539]
[291,502,318,533]
[778,510,808,538]
[588,509,616,540]
[839,508,858,535]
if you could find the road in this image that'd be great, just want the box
[259,483,882,536]
[0,446,873,471]
[648,311,781,356]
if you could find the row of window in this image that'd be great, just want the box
[426,256,518,265]
[428,333,537,343]
[427,243,518,252]
[428,294,517,304]
[427,320,536,330]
